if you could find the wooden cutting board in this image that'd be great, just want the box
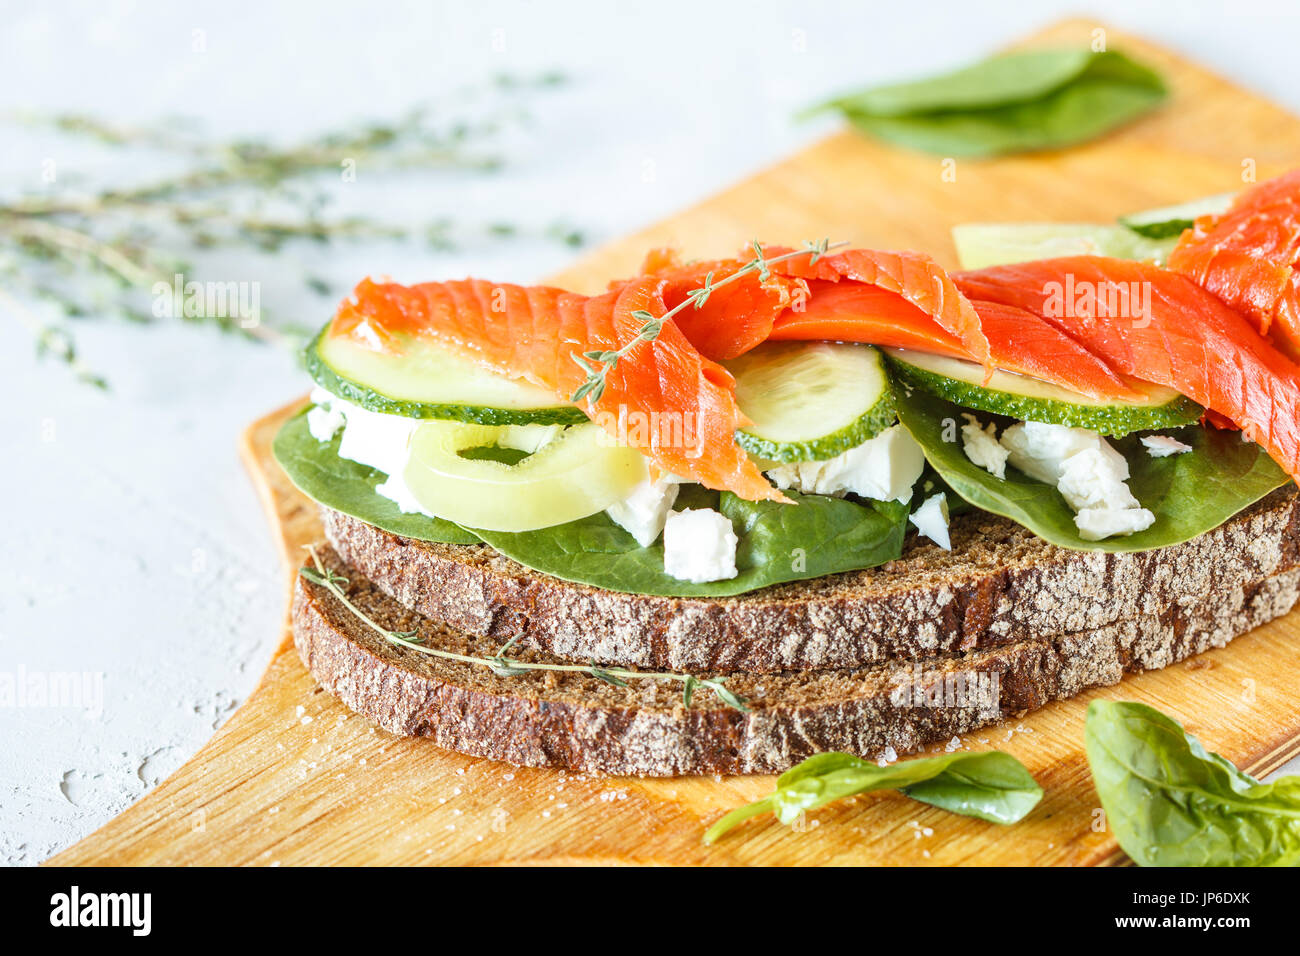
[50,18,1300,866]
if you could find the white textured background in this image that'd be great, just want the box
[3,0,1299,864]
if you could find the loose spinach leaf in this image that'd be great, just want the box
[704,750,1042,843]
[474,490,910,597]
[894,387,1290,552]
[814,49,1167,158]
[272,408,479,545]
[1085,701,1300,867]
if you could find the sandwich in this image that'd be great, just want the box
[278,169,1300,776]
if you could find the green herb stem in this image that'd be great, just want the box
[300,545,748,712]
[570,238,845,404]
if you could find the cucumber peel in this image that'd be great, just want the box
[305,326,587,426]
[884,349,1201,437]
[728,342,895,462]
[1118,192,1235,239]
[951,223,1177,269]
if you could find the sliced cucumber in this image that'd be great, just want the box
[402,420,647,532]
[725,342,895,462]
[305,326,587,426]
[884,349,1201,436]
[1119,192,1235,239]
[951,223,1178,269]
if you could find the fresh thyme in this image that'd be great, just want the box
[299,546,749,712]
[5,73,584,388]
[570,238,843,404]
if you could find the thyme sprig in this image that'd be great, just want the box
[5,73,583,388]
[570,238,844,404]
[299,546,749,712]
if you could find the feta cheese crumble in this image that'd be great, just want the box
[606,472,680,547]
[662,508,738,583]
[307,390,435,517]
[960,414,1008,479]
[307,387,346,441]
[766,424,925,502]
[1000,421,1154,541]
[1141,434,1193,457]
[909,492,951,550]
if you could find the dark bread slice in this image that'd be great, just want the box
[293,546,1300,776]
[322,488,1300,674]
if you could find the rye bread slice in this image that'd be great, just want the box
[322,487,1300,673]
[292,546,1300,776]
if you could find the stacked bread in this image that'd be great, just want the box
[293,489,1300,776]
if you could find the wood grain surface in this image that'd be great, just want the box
[49,18,1300,866]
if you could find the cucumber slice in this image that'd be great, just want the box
[402,420,647,532]
[951,223,1178,269]
[1119,192,1234,239]
[884,349,1201,436]
[725,342,895,462]
[305,326,587,426]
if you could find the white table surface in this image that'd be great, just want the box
[4,0,1299,865]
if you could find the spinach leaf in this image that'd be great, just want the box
[814,49,1167,157]
[704,750,1041,844]
[894,387,1290,552]
[474,491,910,597]
[272,408,479,545]
[274,409,909,595]
[1085,701,1300,867]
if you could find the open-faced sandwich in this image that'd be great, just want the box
[278,169,1300,776]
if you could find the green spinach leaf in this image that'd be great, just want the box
[705,750,1042,843]
[474,490,909,597]
[814,49,1167,157]
[272,408,479,545]
[1085,701,1300,867]
[274,409,910,595]
[894,387,1290,552]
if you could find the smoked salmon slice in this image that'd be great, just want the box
[1168,168,1300,360]
[330,277,785,502]
[772,248,993,368]
[768,281,1142,401]
[634,246,995,369]
[632,249,807,360]
[955,256,1300,481]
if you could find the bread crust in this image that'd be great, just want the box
[293,546,1300,776]
[322,488,1300,673]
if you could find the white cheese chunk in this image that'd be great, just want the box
[1074,506,1155,540]
[606,472,681,547]
[307,403,346,442]
[909,492,951,550]
[1141,434,1193,457]
[960,414,1008,479]
[1000,420,1154,540]
[766,424,925,502]
[999,420,1106,484]
[662,508,738,583]
[1055,446,1139,512]
[336,404,421,477]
